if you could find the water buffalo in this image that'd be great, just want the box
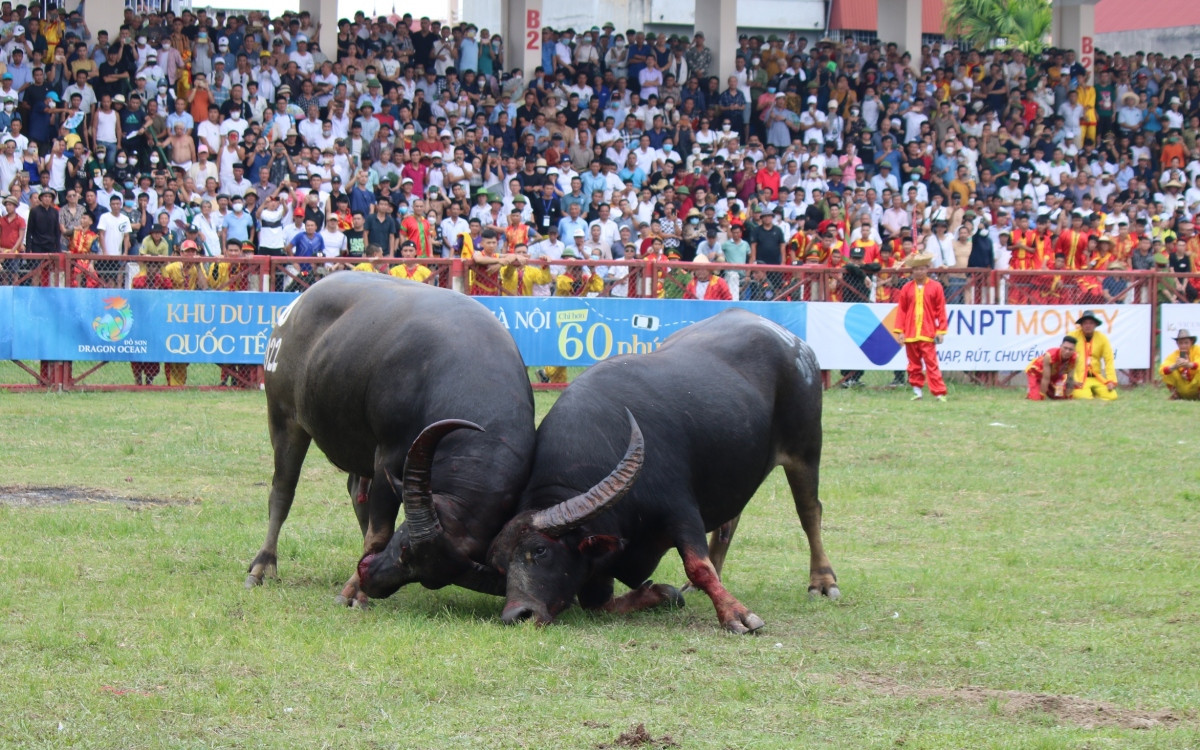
[245,273,535,604]
[488,308,838,633]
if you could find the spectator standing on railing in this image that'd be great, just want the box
[1161,330,1200,401]
[892,254,948,403]
[1025,336,1078,401]
[1070,310,1118,401]
[161,240,209,387]
[96,194,130,286]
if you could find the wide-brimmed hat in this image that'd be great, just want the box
[904,253,933,269]
[1076,310,1103,326]
[1175,329,1197,344]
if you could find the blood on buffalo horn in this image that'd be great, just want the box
[531,410,644,537]
[401,419,484,546]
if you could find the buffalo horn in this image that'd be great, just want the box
[531,410,644,537]
[403,419,484,545]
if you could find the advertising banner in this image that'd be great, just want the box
[5,289,808,368]
[473,297,807,366]
[805,303,1151,371]
[0,286,11,359]
[1159,304,1200,364]
[3,288,1152,373]
[10,288,298,363]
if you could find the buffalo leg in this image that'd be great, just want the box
[785,464,840,599]
[599,582,685,614]
[336,464,401,608]
[677,522,764,634]
[681,514,742,592]
[708,514,741,578]
[347,474,370,537]
[246,417,312,587]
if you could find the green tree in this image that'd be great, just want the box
[943,0,1053,54]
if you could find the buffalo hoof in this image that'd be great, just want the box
[808,583,841,600]
[245,556,278,588]
[334,591,370,609]
[723,611,765,635]
[658,584,685,609]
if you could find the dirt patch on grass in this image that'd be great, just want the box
[854,673,1184,729]
[596,723,678,748]
[0,485,194,508]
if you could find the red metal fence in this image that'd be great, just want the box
[0,251,1187,391]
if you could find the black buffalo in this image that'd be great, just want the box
[245,273,536,604]
[487,308,839,633]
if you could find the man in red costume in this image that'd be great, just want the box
[1054,211,1090,269]
[683,254,733,299]
[1025,335,1078,400]
[892,253,949,402]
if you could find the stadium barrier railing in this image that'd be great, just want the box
[0,252,1179,390]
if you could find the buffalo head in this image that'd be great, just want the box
[490,412,644,625]
[357,419,506,598]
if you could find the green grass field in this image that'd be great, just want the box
[1,386,1197,749]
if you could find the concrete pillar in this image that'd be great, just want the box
[694,0,737,81]
[81,0,123,41]
[1052,0,1099,71]
[877,0,922,71]
[502,0,543,79]
[297,0,339,63]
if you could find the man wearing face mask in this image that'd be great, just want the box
[223,194,254,247]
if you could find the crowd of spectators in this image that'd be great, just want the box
[0,4,1198,306]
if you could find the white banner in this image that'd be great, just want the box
[1160,305,1200,366]
[807,303,1151,371]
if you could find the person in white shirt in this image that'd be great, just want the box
[288,37,315,74]
[529,227,566,293]
[924,220,955,267]
[191,200,223,257]
[439,202,470,258]
[318,214,346,271]
[902,99,928,144]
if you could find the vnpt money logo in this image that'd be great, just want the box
[93,296,134,342]
[844,305,900,365]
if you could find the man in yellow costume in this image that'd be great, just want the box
[1161,329,1200,400]
[1071,310,1117,400]
[1076,69,1098,147]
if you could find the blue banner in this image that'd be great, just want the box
[473,297,807,366]
[10,288,299,363]
[3,288,807,367]
[0,286,11,359]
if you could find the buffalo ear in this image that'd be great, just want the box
[578,535,623,557]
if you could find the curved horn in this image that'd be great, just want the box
[531,410,644,537]
[402,419,485,546]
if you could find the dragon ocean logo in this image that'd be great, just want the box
[844,304,901,365]
[93,296,134,342]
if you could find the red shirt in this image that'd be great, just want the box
[755,169,781,201]
[892,278,948,343]
[0,212,26,250]
[683,275,733,300]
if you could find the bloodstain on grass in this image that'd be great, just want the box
[0,485,196,507]
[854,673,1187,730]
[596,723,679,748]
